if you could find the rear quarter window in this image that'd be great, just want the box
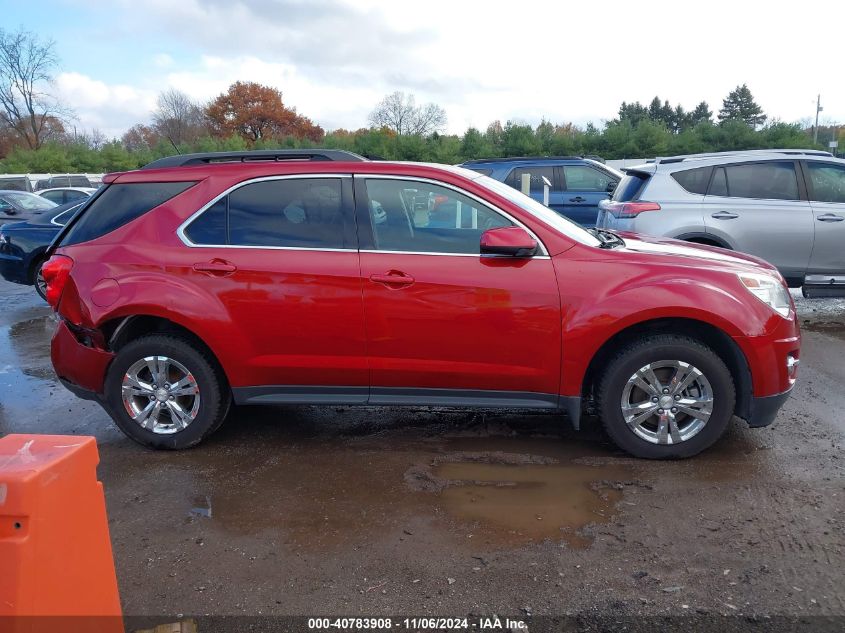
[61,181,195,246]
[671,166,713,194]
[611,172,650,201]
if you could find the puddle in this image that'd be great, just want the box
[189,495,213,518]
[108,422,636,551]
[433,460,629,548]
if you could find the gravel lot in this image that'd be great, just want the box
[0,279,843,631]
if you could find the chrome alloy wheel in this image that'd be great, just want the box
[35,267,47,298]
[121,355,200,434]
[620,360,714,445]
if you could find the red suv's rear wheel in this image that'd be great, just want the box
[104,334,230,449]
[597,335,735,459]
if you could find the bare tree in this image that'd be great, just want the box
[368,91,446,136]
[152,88,206,150]
[0,28,67,150]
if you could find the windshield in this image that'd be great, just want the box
[2,192,56,211]
[475,176,601,247]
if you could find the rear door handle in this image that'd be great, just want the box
[569,196,586,203]
[711,211,739,220]
[816,213,844,222]
[370,271,415,288]
[193,259,237,276]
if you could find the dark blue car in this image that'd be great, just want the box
[459,157,623,227]
[0,200,83,299]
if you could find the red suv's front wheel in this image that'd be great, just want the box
[597,334,736,459]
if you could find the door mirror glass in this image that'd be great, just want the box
[480,226,538,257]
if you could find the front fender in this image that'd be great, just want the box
[555,264,771,397]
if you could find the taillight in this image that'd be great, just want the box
[602,201,661,219]
[41,254,74,310]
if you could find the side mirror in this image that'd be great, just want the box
[606,181,618,193]
[480,226,539,258]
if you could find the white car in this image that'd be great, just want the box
[37,187,98,205]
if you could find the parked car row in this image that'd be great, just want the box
[595,149,845,294]
[0,199,85,298]
[458,150,844,295]
[39,150,798,460]
[0,174,96,192]
[0,187,97,295]
[459,156,623,227]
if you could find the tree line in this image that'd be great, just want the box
[0,28,837,174]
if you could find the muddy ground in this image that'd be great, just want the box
[0,278,843,629]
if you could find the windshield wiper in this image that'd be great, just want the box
[589,228,625,249]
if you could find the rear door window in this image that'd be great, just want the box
[806,162,845,203]
[229,179,345,248]
[41,190,66,204]
[506,166,558,194]
[184,178,348,249]
[709,168,728,196]
[562,165,614,192]
[715,162,799,200]
[62,181,196,246]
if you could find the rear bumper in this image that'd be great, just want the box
[745,386,793,428]
[51,319,114,396]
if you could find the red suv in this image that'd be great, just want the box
[42,150,800,458]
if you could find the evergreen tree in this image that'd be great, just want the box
[718,84,766,127]
[690,101,713,125]
[617,101,649,126]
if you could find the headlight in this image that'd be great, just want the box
[738,273,791,318]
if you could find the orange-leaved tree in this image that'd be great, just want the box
[205,81,323,144]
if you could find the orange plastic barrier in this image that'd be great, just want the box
[0,434,122,633]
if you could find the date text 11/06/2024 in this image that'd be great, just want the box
[307,616,527,630]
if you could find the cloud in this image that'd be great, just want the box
[54,72,157,137]
[153,53,174,68]
[48,0,845,136]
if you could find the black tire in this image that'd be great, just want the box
[103,334,231,449]
[597,334,735,459]
[31,257,47,301]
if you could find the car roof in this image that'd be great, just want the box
[108,159,489,185]
[37,187,97,193]
[628,149,841,173]
[461,156,585,165]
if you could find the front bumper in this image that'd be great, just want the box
[745,385,793,428]
[51,319,115,395]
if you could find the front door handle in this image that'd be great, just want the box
[711,211,739,220]
[370,271,415,288]
[193,259,237,276]
[569,196,586,203]
[816,213,844,222]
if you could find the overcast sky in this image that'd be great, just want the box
[6,0,845,138]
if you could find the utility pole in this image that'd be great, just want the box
[813,94,823,145]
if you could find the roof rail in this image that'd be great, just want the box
[655,149,833,164]
[461,156,583,164]
[141,149,367,170]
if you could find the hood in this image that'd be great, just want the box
[612,231,779,274]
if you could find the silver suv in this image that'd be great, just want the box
[596,149,845,292]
